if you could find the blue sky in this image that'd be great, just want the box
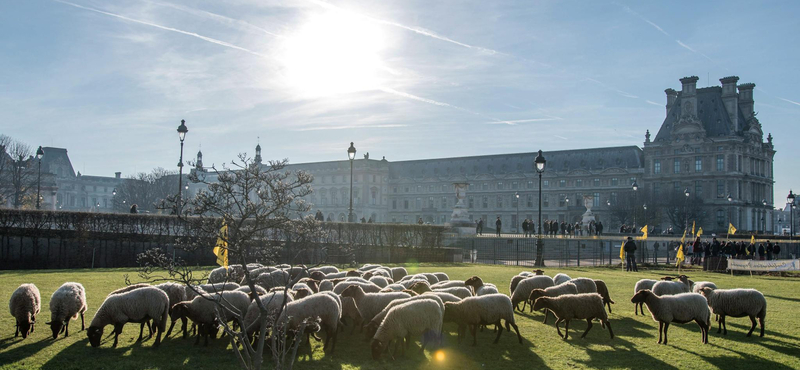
[1,0,798,202]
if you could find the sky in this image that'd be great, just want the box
[1,0,799,203]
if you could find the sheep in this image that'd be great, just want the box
[332,281,382,295]
[293,288,313,300]
[340,285,411,325]
[208,265,246,284]
[346,270,363,277]
[256,270,290,289]
[527,282,578,322]
[200,282,240,294]
[155,282,189,338]
[594,280,615,313]
[409,281,433,295]
[171,291,250,346]
[443,294,522,346]
[399,278,429,289]
[323,271,348,279]
[371,300,443,359]
[9,283,40,339]
[309,265,339,275]
[343,276,372,284]
[431,280,467,289]
[107,283,151,296]
[243,290,294,338]
[569,278,597,294]
[381,284,406,292]
[358,264,383,272]
[365,294,445,341]
[532,293,613,340]
[630,290,709,345]
[364,268,393,279]
[390,267,408,281]
[509,275,526,295]
[633,279,659,315]
[235,285,268,297]
[87,286,169,348]
[275,293,341,353]
[677,275,695,290]
[369,276,392,288]
[296,278,320,293]
[692,281,717,294]
[553,273,572,285]
[509,276,554,311]
[433,272,449,282]
[698,287,767,337]
[652,281,690,296]
[464,276,500,297]
[432,287,472,300]
[48,282,87,339]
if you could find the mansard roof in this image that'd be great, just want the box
[41,147,76,177]
[654,87,745,142]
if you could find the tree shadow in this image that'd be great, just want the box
[764,294,800,304]
[684,344,798,370]
[712,321,800,346]
[0,336,54,365]
[576,336,680,370]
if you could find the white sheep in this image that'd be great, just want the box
[235,285,267,297]
[275,293,341,353]
[652,281,690,296]
[553,273,572,285]
[256,270,290,289]
[171,291,249,345]
[371,299,443,359]
[509,275,526,295]
[633,279,659,315]
[340,285,411,325]
[692,281,717,294]
[532,293,613,340]
[243,290,294,338]
[48,282,87,339]
[630,290,709,345]
[527,282,578,322]
[569,278,597,294]
[464,276,500,297]
[319,280,334,292]
[381,283,406,292]
[431,280,467,289]
[399,278,429,289]
[208,265,246,284]
[155,282,188,338]
[432,272,449,282]
[365,294,445,341]
[87,286,169,348]
[510,276,555,311]
[443,294,522,346]
[390,267,408,281]
[332,281,382,295]
[432,287,472,300]
[309,265,340,275]
[418,273,440,285]
[698,287,767,337]
[368,276,392,288]
[9,283,40,339]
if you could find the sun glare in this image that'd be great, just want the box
[281,11,386,98]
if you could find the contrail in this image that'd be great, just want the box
[618,3,714,62]
[586,78,639,99]
[486,118,560,125]
[645,100,662,106]
[53,0,270,59]
[144,0,283,38]
[296,124,408,131]
[778,97,800,107]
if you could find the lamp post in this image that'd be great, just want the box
[534,150,546,266]
[684,188,691,233]
[788,190,796,241]
[643,203,647,228]
[347,142,356,222]
[176,119,188,216]
[762,199,767,234]
[631,180,638,230]
[727,193,733,234]
[35,146,44,210]
[515,192,520,234]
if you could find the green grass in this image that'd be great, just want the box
[1,264,799,370]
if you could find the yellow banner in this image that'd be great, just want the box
[728,223,737,235]
[213,222,228,268]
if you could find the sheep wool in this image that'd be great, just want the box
[49,282,88,339]
[652,281,690,296]
[390,267,408,281]
[692,281,718,294]
[553,273,572,285]
[532,293,613,340]
[527,282,578,323]
[243,291,294,336]
[510,276,555,311]
[433,272,449,282]
[87,286,169,348]
[569,278,597,294]
[340,285,411,324]
[332,281,382,295]
[593,280,615,313]
[431,280,467,289]
[368,276,391,288]
[464,276,501,297]
[371,299,443,359]
[630,290,709,345]
[633,279,659,315]
[432,287,472,300]
[276,293,341,353]
[155,282,189,338]
[9,283,40,339]
[443,293,522,345]
[699,287,767,337]
[365,294,445,341]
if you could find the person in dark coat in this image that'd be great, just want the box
[130,204,138,214]
[476,219,483,235]
[766,241,774,260]
[495,217,502,237]
[597,221,604,235]
[773,243,781,259]
[624,236,638,272]
[746,242,755,259]
[711,238,721,257]
[522,219,529,237]
[315,210,325,221]
[757,243,766,260]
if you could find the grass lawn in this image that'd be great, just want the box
[1,264,799,370]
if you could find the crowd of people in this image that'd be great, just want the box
[684,237,783,265]
[475,218,605,237]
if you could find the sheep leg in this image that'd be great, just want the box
[662,322,670,345]
[607,302,612,314]
[492,320,504,344]
[563,320,570,340]
[330,327,338,354]
[657,322,663,344]
[747,316,756,337]
[721,315,727,335]
[65,320,70,337]
[14,324,19,338]
[542,309,549,324]
[165,318,177,338]
[113,323,124,348]
[420,332,428,352]
[507,320,522,344]
[759,316,765,337]
[470,324,478,346]
[581,319,593,339]
[555,318,564,338]
[137,322,145,342]
[81,312,85,331]
[153,321,163,347]
[695,319,708,344]
[605,320,614,339]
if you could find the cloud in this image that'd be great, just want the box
[294,124,408,132]
[144,0,283,38]
[586,78,638,99]
[618,3,714,63]
[486,118,561,125]
[645,100,662,106]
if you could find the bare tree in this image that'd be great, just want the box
[113,168,179,213]
[660,191,706,234]
[0,138,37,209]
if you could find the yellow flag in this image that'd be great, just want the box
[750,234,755,245]
[728,223,737,235]
[680,229,687,246]
[676,244,685,266]
[619,240,625,260]
[697,227,703,238]
[213,222,228,268]
[642,225,648,239]
[691,221,696,237]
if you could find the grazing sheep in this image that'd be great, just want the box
[243,290,294,337]
[371,300,444,359]
[692,281,717,294]
[510,276,555,312]
[633,279,659,315]
[208,265,246,284]
[409,281,433,295]
[698,287,766,337]
[652,281,690,296]
[381,284,406,292]
[630,290,709,345]
[319,280,334,292]
[256,270,290,289]
[594,280,615,313]
[399,278,429,289]
[9,284,41,339]
[340,285,411,325]
[432,272,449,282]
[275,293,341,353]
[171,291,249,346]
[296,278,320,293]
[365,268,393,279]
[369,276,392,288]
[553,273,572,285]
[346,270,363,277]
[358,264,383,272]
[155,282,189,338]
[568,278,597,294]
[509,275,526,295]
[432,287,472,300]
[464,276,500,297]
[107,283,150,296]
[431,280,467,289]
[532,293,613,340]
[332,281,382,295]
[677,275,695,290]
[235,285,268,297]
[48,282,87,339]
[443,294,522,346]
[309,266,339,275]
[527,282,578,322]
[323,271,348,279]
[293,288,313,300]
[365,294,445,341]
[418,273,440,285]
[87,286,169,348]
[390,267,408,281]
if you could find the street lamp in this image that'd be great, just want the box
[35,146,44,210]
[176,119,188,216]
[762,199,767,234]
[347,142,356,222]
[684,188,691,233]
[631,180,638,230]
[515,192,520,233]
[534,150,546,266]
[788,190,796,240]
[643,203,647,229]
[727,193,733,234]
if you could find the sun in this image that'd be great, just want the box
[280,11,386,98]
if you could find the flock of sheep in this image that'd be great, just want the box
[8,263,768,361]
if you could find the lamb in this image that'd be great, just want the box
[431,280,467,289]
[443,294,522,345]
[87,286,169,348]
[275,293,341,353]
[568,278,597,294]
[332,281,382,295]
[432,272,449,282]
[9,283,40,339]
[365,294,445,341]
[652,281,690,296]
[692,281,717,294]
[371,300,443,359]
[594,280,615,313]
[390,267,408,281]
[633,279,659,315]
[532,293,613,340]
[340,285,411,325]
[48,282,87,339]
[553,273,572,285]
[510,275,555,311]
[630,290,709,345]
[527,282,578,322]
[464,276,500,297]
[698,287,766,337]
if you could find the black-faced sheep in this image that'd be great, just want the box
[340,285,411,326]
[371,300,443,359]
[275,293,341,353]
[532,293,613,340]
[630,290,709,345]
[87,286,169,348]
[527,282,578,322]
[464,276,500,297]
[633,279,658,315]
[593,280,615,313]
[698,287,766,337]
[443,294,522,346]
[9,283,40,339]
[48,282,87,339]
[510,276,554,311]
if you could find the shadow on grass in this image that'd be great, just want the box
[712,321,800,347]
[0,336,54,364]
[685,344,798,370]
[765,294,800,304]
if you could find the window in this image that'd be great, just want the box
[511,215,518,230]
[404,187,409,193]
[695,156,702,172]
[716,209,725,227]
[674,181,681,192]
[393,187,397,193]
[717,180,725,197]
[512,181,518,190]
[674,159,681,173]
[695,181,703,198]
[428,197,434,208]
[543,195,549,207]
[497,182,504,190]
[593,179,600,187]
[527,181,534,189]
[482,183,489,191]
[416,198,422,209]
[526,194,533,207]
[442,196,448,208]
[576,179,583,187]
[558,194,566,207]
[482,196,488,208]
[428,185,434,192]
[416,186,422,193]
[404,200,409,209]
[654,160,661,174]
[559,180,566,188]
[593,193,600,207]
[716,155,724,171]
[653,183,660,197]
[496,196,503,208]
[468,196,474,208]
[543,180,550,188]
[610,192,618,204]
[610,178,618,186]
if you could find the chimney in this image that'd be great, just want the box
[115,172,121,179]
[720,76,740,132]
[665,88,678,116]
[679,76,699,118]
[738,83,756,121]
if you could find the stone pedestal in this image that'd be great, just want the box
[581,195,596,224]
[448,182,473,233]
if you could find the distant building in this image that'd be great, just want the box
[39,147,122,212]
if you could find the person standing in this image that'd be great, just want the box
[624,236,638,272]
[522,219,529,237]
[476,219,483,235]
[495,216,502,237]
[773,243,781,259]
[757,243,766,260]
[130,204,138,214]
[766,240,774,260]
[417,217,423,225]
